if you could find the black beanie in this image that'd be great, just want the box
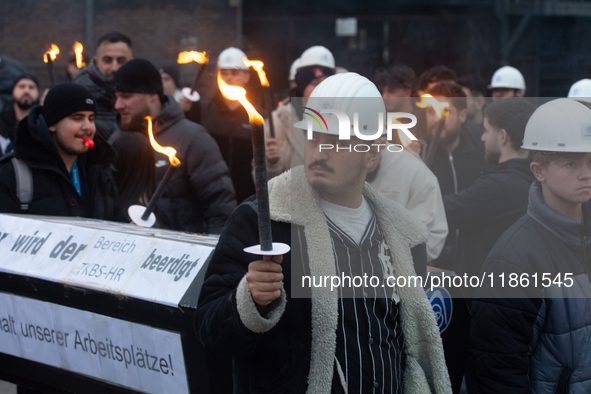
[159,65,179,87]
[294,65,335,97]
[13,73,40,91]
[114,59,163,94]
[43,83,97,126]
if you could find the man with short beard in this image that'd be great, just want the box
[0,74,40,154]
[74,32,133,141]
[113,59,236,234]
[443,97,535,279]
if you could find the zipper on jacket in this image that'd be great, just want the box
[448,154,458,194]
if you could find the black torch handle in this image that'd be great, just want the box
[46,56,56,88]
[424,114,447,168]
[252,122,273,251]
[141,164,178,221]
[190,62,207,93]
[263,86,276,138]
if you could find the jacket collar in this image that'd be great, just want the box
[528,180,591,246]
[153,95,185,135]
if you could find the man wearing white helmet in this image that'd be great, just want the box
[187,47,257,203]
[471,98,591,393]
[263,46,336,179]
[567,78,591,108]
[198,72,451,393]
[489,65,526,101]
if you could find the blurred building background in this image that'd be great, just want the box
[1,0,591,97]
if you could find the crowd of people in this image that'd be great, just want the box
[1,30,591,394]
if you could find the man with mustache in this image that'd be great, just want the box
[197,73,451,393]
[0,83,125,221]
[0,74,40,154]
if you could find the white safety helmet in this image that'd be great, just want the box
[217,47,249,70]
[288,58,301,82]
[522,98,591,152]
[489,66,526,91]
[568,79,591,104]
[298,46,335,70]
[293,72,386,138]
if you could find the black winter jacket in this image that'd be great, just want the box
[430,123,487,269]
[189,90,257,203]
[72,61,119,141]
[0,103,16,153]
[152,96,236,234]
[0,106,125,221]
[444,158,535,277]
[470,182,591,393]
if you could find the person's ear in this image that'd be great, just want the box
[530,161,546,182]
[366,144,382,171]
[498,128,509,146]
[459,108,467,124]
[93,55,98,65]
[48,125,56,133]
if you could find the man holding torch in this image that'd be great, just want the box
[197,73,450,393]
[113,58,236,234]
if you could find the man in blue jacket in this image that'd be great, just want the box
[471,98,591,393]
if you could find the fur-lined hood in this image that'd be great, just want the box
[259,166,451,394]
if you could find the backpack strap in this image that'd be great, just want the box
[11,157,33,212]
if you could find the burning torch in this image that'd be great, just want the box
[177,51,208,103]
[217,71,290,255]
[74,41,85,68]
[128,116,181,227]
[43,44,60,88]
[416,94,450,167]
[243,58,276,138]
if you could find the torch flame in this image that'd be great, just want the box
[145,116,181,166]
[217,71,264,125]
[74,41,85,68]
[43,44,60,63]
[177,51,208,64]
[243,58,269,87]
[416,94,450,118]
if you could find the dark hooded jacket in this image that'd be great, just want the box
[73,60,119,141]
[470,181,591,393]
[0,106,125,221]
[188,90,257,204]
[0,103,17,153]
[444,158,535,278]
[151,96,236,234]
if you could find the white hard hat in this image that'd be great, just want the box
[293,72,386,138]
[522,98,591,152]
[217,47,249,70]
[288,58,301,82]
[489,66,526,91]
[568,79,591,104]
[298,46,335,70]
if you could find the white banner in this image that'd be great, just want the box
[0,293,189,394]
[0,214,215,307]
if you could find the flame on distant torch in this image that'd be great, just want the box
[177,51,208,64]
[145,116,180,166]
[243,58,269,87]
[43,44,60,63]
[74,41,85,68]
[217,71,264,126]
[416,94,450,118]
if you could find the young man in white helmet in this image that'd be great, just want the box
[263,45,336,179]
[470,98,591,393]
[197,72,451,393]
[489,65,526,101]
[186,47,258,203]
